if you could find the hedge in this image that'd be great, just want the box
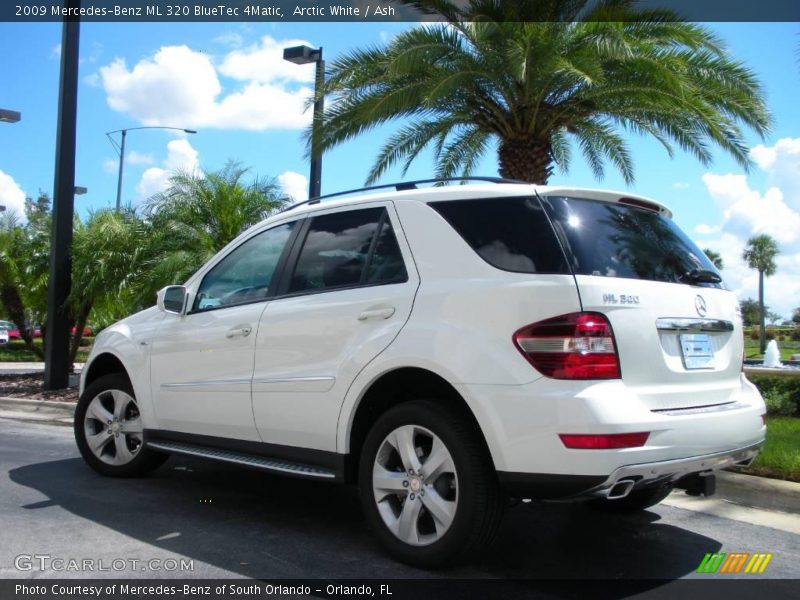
[746,373,800,417]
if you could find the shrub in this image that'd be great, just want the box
[750,328,760,340]
[792,329,800,342]
[747,373,800,417]
[763,390,796,416]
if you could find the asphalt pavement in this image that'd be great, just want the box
[0,418,798,594]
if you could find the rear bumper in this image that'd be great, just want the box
[458,374,766,476]
[499,440,763,500]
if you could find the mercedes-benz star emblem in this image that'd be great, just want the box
[695,295,707,317]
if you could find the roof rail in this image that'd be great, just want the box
[278,176,528,214]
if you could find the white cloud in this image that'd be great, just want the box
[277,171,308,202]
[103,150,154,174]
[218,35,315,84]
[50,43,61,60]
[83,72,101,87]
[702,173,800,246]
[212,31,244,49]
[672,182,690,189]
[694,223,719,235]
[699,137,800,318]
[135,139,200,201]
[0,170,26,218]
[99,43,313,131]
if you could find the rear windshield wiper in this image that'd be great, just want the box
[679,269,722,284]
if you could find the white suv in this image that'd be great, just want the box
[76,179,765,567]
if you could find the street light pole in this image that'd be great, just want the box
[115,129,126,211]
[283,45,325,199]
[106,126,197,211]
[44,0,80,390]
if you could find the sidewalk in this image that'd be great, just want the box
[0,362,84,375]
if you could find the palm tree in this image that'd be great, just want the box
[742,234,779,353]
[141,163,287,300]
[313,0,770,184]
[703,248,724,270]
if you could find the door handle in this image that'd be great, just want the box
[226,326,252,338]
[358,307,396,321]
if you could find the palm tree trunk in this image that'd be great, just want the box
[758,269,766,354]
[0,284,44,359]
[498,138,554,184]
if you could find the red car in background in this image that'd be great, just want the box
[0,321,20,339]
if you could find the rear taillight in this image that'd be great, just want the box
[513,312,620,379]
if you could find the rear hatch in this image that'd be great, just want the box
[540,193,743,411]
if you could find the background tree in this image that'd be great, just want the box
[703,248,724,270]
[792,307,800,326]
[743,234,779,353]
[141,162,286,302]
[739,298,763,328]
[313,0,770,184]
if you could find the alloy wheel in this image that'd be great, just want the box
[83,389,143,465]
[372,424,458,546]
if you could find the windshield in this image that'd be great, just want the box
[541,195,724,289]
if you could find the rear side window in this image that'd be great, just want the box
[542,196,723,288]
[289,207,407,294]
[429,197,569,274]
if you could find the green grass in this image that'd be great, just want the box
[739,417,800,482]
[0,339,90,363]
[744,339,800,361]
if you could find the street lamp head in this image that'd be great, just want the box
[74,186,87,195]
[183,129,197,134]
[0,109,21,123]
[283,45,322,65]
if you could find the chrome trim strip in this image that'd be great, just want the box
[656,318,734,333]
[252,376,335,385]
[161,378,251,389]
[652,401,743,415]
[582,441,764,498]
[147,441,336,479]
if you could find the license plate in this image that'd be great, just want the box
[679,334,714,370]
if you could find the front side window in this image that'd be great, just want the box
[194,222,295,312]
[288,207,407,294]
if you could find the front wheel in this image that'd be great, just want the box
[74,373,168,477]
[359,400,503,568]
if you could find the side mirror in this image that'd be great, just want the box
[157,285,187,315]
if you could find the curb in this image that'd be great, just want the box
[715,470,800,514]
[0,397,797,514]
[0,396,75,426]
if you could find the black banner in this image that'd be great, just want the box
[3,0,800,23]
[3,579,800,600]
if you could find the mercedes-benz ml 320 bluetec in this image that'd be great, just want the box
[76,180,765,567]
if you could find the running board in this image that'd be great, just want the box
[147,440,336,479]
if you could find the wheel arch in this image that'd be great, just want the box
[82,352,131,390]
[343,366,494,483]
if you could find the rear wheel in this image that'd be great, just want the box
[75,373,167,477]
[587,484,673,513]
[359,400,503,568]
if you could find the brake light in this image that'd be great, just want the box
[559,432,650,449]
[513,312,620,379]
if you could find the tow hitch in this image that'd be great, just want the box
[675,472,716,497]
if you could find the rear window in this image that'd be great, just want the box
[541,196,723,288]
[429,197,569,274]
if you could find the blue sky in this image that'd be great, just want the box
[1,21,799,317]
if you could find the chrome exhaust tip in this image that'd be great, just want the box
[607,479,636,500]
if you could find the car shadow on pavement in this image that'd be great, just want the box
[9,455,721,592]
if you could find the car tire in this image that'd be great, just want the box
[587,484,673,513]
[74,373,168,477]
[358,400,504,568]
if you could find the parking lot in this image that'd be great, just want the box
[1,418,798,595]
